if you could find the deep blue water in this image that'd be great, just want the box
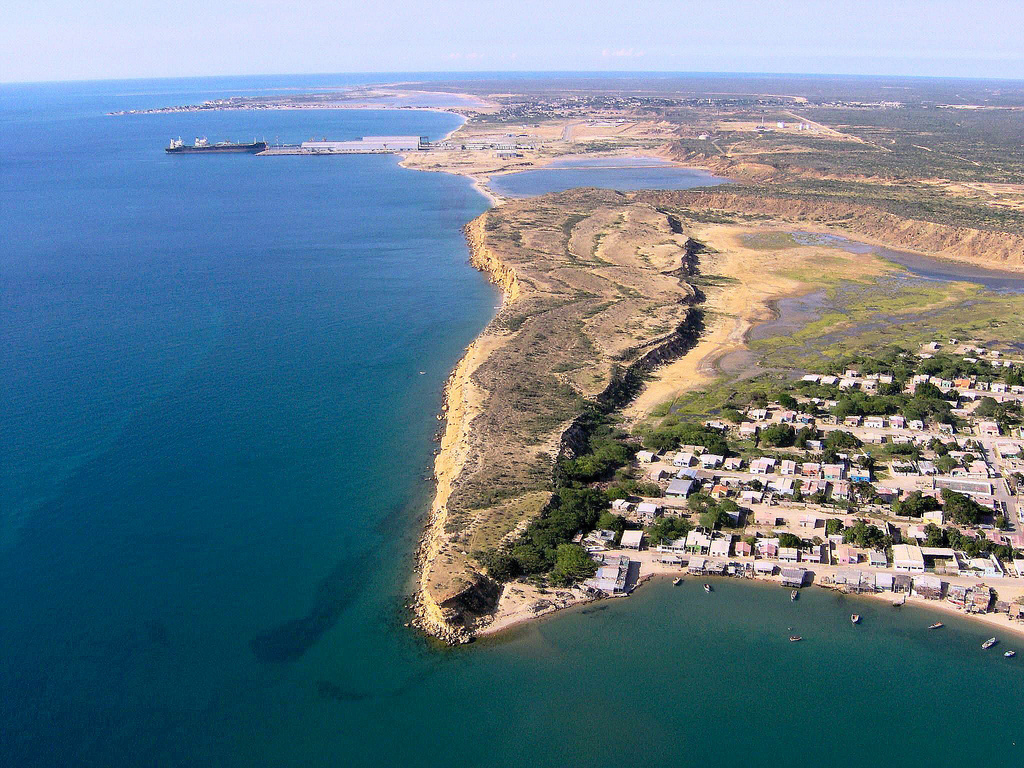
[488,155,727,197]
[2,78,1023,768]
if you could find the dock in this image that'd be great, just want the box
[259,135,428,156]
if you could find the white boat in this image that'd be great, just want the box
[982,637,998,649]
[790,589,798,601]
[703,583,711,593]
[672,577,682,586]
[928,622,943,629]
[851,614,861,624]
[789,635,802,642]
[1005,650,1016,658]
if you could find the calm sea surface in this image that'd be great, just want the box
[2,77,1023,767]
[488,155,728,197]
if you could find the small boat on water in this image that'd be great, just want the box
[789,635,802,642]
[851,614,861,624]
[1005,650,1016,658]
[703,583,712,593]
[928,622,944,630]
[672,577,682,586]
[791,589,798,601]
[982,637,998,650]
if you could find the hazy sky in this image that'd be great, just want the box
[3,0,1024,83]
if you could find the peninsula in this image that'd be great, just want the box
[124,76,1024,645]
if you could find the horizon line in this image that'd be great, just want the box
[6,68,1024,87]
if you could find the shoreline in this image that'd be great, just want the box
[133,89,1024,646]
[476,560,1024,642]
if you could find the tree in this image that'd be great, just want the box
[794,426,816,449]
[761,423,796,447]
[721,408,744,424]
[825,518,845,536]
[975,396,1000,418]
[893,491,941,518]
[941,489,985,526]
[923,523,946,547]
[935,455,958,474]
[778,532,804,548]
[778,393,798,409]
[825,430,862,450]
[842,520,887,550]
[596,512,627,535]
[549,544,597,586]
[474,549,520,582]
[645,516,693,546]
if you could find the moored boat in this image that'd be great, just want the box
[1005,650,1016,658]
[166,137,267,154]
[703,583,711,593]
[851,614,860,624]
[791,589,798,601]
[789,635,802,642]
[982,637,998,649]
[928,622,943,629]
[672,577,682,586]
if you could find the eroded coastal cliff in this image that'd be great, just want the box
[413,189,709,642]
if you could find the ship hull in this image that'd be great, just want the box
[166,142,267,154]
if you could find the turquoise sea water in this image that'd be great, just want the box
[2,77,1023,767]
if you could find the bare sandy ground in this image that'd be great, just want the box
[624,223,890,418]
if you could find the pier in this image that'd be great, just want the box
[259,135,428,155]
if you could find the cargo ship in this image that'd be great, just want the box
[166,137,267,154]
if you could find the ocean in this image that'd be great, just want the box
[2,76,1022,767]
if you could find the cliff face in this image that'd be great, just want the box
[414,190,706,642]
[641,190,1024,272]
[465,217,520,302]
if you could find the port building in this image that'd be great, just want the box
[299,136,426,153]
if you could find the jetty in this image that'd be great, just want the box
[259,135,428,155]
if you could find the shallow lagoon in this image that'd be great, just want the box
[488,155,728,197]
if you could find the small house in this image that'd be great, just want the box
[635,502,659,524]
[618,530,644,551]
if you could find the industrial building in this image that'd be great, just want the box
[298,135,427,153]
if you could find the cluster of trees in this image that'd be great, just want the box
[842,520,890,550]
[828,384,954,426]
[939,489,987,526]
[893,491,940,518]
[922,523,1019,561]
[687,493,741,529]
[605,478,661,501]
[642,419,729,456]
[645,516,693,546]
[777,532,805,549]
[891,489,988,526]
[557,428,634,484]
[475,487,609,582]
[975,396,1023,430]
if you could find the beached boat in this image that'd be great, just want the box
[1005,650,1016,658]
[851,614,860,624]
[982,637,998,649]
[789,635,802,642]
[790,589,798,601]
[928,622,944,629]
[703,583,712,593]
[672,577,682,586]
